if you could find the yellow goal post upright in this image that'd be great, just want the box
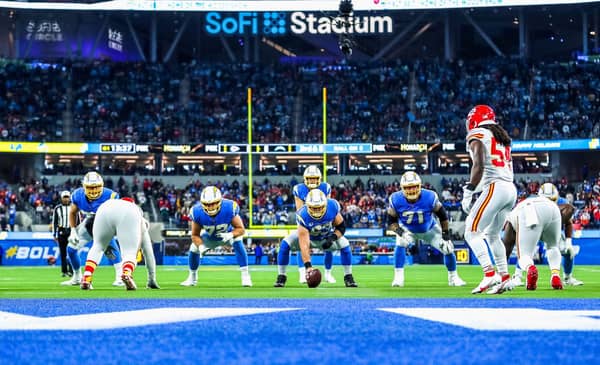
[247,87,328,232]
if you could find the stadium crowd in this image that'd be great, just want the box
[6,173,600,231]
[1,58,599,144]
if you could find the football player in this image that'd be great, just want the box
[461,105,517,294]
[180,186,252,287]
[387,171,466,287]
[61,172,124,287]
[274,189,357,288]
[509,183,583,287]
[81,197,159,290]
[283,165,336,284]
[501,183,564,290]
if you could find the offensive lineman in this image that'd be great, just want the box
[285,165,337,284]
[80,197,159,290]
[461,105,517,294]
[501,183,564,290]
[387,171,466,287]
[61,172,124,287]
[274,189,357,288]
[180,186,252,287]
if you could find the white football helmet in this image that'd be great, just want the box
[82,171,103,200]
[303,165,322,189]
[538,182,558,202]
[200,186,223,216]
[305,189,327,219]
[400,171,422,201]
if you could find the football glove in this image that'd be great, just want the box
[565,238,577,258]
[321,233,338,250]
[461,183,476,214]
[67,229,80,247]
[217,232,234,245]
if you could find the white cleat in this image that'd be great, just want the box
[471,273,501,294]
[324,273,337,284]
[487,276,514,294]
[241,273,253,287]
[448,275,466,287]
[180,276,198,287]
[112,279,125,287]
[564,276,584,286]
[391,279,405,287]
[299,276,307,284]
[511,274,524,287]
[61,274,81,286]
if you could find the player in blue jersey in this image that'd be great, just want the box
[509,183,583,287]
[284,165,337,284]
[180,186,252,287]
[274,189,357,288]
[60,171,123,287]
[387,172,466,287]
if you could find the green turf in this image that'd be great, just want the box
[0,264,598,299]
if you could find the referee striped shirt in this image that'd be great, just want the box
[52,204,70,237]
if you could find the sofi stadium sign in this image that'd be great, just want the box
[205,12,393,35]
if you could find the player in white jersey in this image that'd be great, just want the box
[461,104,517,294]
[502,183,564,290]
[80,197,159,290]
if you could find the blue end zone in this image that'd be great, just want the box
[0,299,599,365]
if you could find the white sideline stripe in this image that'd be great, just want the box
[379,308,600,331]
[0,307,300,330]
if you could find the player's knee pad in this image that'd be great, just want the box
[189,243,201,254]
[438,239,454,255]
[395,235,409,248]
[464,230,485,244]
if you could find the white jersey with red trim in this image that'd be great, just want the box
[466,127,513,190]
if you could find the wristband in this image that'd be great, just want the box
[304,262,312,269]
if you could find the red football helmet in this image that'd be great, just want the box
[466,104,496,131]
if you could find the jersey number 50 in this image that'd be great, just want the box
[491,137,512,167]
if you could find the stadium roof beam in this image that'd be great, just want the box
[91,14,110,59]
[386,21,435,60]
[163,15,190,63]
[463,11,504,57]
[582,10,589,56]
[519,8,527,59]
[372,12,426,61]
[126,15,146,62]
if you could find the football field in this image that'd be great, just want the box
[1,265,599,364]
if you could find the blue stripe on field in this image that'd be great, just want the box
[0,299,599,365]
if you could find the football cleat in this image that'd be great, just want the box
[471,273,501,294]
[274,274,287,288]
[511,274,524,287]
[526,265,538,291]
[551,275,564,290]
[241,272,253,287]
[448,274,466,287]
[392,271,405,287]
[180,275,198,287]
[487,274,514,294]
[324,272,337,284]
[61,273,81,286]
[121,274,137,290]
[146,279,160,289]
[80,275,93,290]
[112,278,125,287]
[344,274,358,287]
[564,276,583,286]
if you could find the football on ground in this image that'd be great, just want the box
[306,268,322,288]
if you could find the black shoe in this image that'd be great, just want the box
[147,279,161,289]
[344,274,358,287]
[61,273,68,277]
[274,274,287,287]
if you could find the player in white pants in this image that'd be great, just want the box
[502,191,564,290]
[81,198,157,290]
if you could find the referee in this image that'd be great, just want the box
[52,191,73,277]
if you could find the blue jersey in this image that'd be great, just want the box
[190,199,239,240]
[296,199,340,241]
[293,182,331,202]
[71,187,119,216]
[388,189,439,234]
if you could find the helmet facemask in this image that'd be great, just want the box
[201,186,223,216]
[303,166,322,189]
[306,189,327,219]
[83,172,104,200]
